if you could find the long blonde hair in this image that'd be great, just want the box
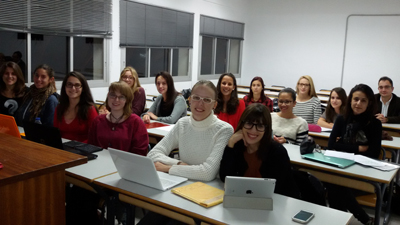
[296,75,317,98]
[119,66,141,95]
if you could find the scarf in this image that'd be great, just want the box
[343,112,369,145]
[24,84,56,121]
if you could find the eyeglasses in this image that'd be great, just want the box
[66,82,82,89]
[191,94,215,104]
[298,83,310,87]
[243,122,266,132]
[278,100,293,105]
[108,93,127,101]
[122,75,134,80]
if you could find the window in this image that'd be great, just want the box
[0,31,27,80]
[199,15,244,78]
[73,37,104,81]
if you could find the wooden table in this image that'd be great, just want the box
[382,123,400,137]
[0,133,87,225]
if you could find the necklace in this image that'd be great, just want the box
[110,112,124,131]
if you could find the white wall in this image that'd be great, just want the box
[241,0,400,95]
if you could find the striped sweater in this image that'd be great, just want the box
[271,113,308,145]
[293,97,321,124]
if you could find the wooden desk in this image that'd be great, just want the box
[237,85,284,92]
[147,122,175,144]
[382,123,400,137]
[94,173,353,225]
[0,133,87,225]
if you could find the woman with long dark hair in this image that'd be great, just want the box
[327,84,381,225]
[53,72,98,143]
[142,71,186,124]
[0,61,28,117]
[317,87,347,129]
[214,73,246,129]
[243,76,273,112]
[16,64,58,126]
[219,103,299,198]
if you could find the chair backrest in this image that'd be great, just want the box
[292,169,326,206]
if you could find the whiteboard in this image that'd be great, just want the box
[342,15,400,95]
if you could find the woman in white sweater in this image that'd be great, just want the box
[272,88,308,145]
[147,80,233,182]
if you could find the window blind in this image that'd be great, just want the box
[120,0,194,48]
[0,0,112,38]
[200,15,244,40]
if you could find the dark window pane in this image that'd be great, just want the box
[215,38,228,74]
[73,37,104,81]
[0,31,27,81]
[171,48,189,76]
[150,49,169,77]
[31,34,68,81]
[229,39,240,74]
[126,48,147,78]
[200,36,213,75]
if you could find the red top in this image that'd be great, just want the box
[53,106,98,143]
[215,99,246,130]
[88,114,149,156]
[243,94,273,112]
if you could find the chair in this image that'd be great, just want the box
[292,169,327,206]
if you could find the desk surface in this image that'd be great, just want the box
[0,133,87,186]
[94,173,353,225]
[382,123,400,130]
[285,143,397,184]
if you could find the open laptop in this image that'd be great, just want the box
[108,148,187,191]
[23,121,100,160]
[224,176,276,198]
[302,152,355,168]
[0,114,21,138]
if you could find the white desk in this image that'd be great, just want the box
[382,124,400,137]
[94,173,353,225]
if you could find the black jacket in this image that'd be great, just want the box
[375,93,400,123]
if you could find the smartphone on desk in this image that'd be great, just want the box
[292,210,314,224]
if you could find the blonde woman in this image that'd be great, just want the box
[119,66,146,116]
[293,75,321,124]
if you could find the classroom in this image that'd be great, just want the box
[1,0,400,225]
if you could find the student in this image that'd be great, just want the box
[214,73,246,129]
[142,71,186,124]
[317,87,347,129]
[293,75,321,124]
[271,88,308,145]
[16,64,58,126]
[243,76,273,112]
[53,72,98,143]
[119,66,146,116]
[219,103,299,198]
[0,61,28,117]
[375,76,400,123]
[88,81,149,155]
[147,80,233,181]
[327,84,381,225]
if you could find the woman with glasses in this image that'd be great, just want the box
[0,61,28,117]
[16,64,58,126]
[53,72,98,143]
[317,87,347,129]
[214,73,246,129]
[219,103,299,198]
[119,66,146,116]
[88,81,149,155]
[326,84,381,225]
[142,71,186,124]
[147,80,233,181]
[293,75,321,124]
[271,88,308,145]
[243,76,273,112]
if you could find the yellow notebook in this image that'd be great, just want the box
[171,182,224,208]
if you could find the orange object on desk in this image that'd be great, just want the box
[145,122,169,129]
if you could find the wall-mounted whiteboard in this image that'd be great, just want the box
[342,15,400,95]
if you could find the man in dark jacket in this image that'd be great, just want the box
[375,76,400,123]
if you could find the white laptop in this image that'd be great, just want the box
[108,148,187,191]
[224,176,276,198]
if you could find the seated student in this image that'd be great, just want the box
[88,81,149,156]
[243,76,273,112]
[142,71,186,124]
[317,87,347,129]
[327,84,381,225]
[0,61,28,117]
[219,103,299,198]
[293,75,321,124]
[53,72,98,143]
[271,88,308,145]
[119,66,146,116]
[98,104,109,115]
[16,64,58,126]
[214,73,246,129]
[375,76,400,123]
[147,80,233,181]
